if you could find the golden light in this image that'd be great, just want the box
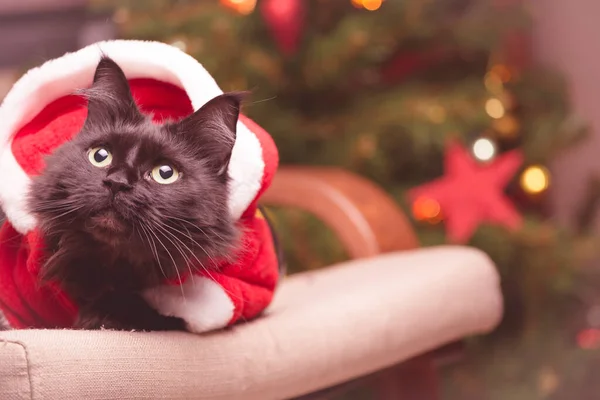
[520,165,550,194]
[220,0,257,15]
[351,0,364,8]
[362,0,383,10]
[426,104,447,124]
[491,64,512,83]
[412,196,441,223]
[485,98,505,119]
[493,115,520,138]
[472,138,496,162]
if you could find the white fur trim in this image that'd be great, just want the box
[143,276,235,333]
[0,40,264,234]
[0,150,36,233]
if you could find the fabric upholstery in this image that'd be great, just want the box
[0,246,503,400]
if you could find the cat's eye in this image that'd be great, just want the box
[151,165,180,184]
[88,147,112,168]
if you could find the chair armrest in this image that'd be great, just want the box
[0,246,502,400]
[261,167,418,259]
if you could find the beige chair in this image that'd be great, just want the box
[0,167,503,400]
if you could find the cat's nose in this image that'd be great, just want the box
[103,175,132,195]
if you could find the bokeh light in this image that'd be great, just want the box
[412,196,442,224]
[472,137,497,162]
[520,165,550,194]
[352,0,383,11]
[485,98,506,119]
[490,64,512,83]
[220,0,257,15]
[577,328,600,350]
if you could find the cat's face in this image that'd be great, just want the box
[28,56,243,284]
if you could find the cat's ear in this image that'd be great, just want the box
[82,56,142,128]
[174,91,247,176]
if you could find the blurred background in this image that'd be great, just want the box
[2,0,600,398]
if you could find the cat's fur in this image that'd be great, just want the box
[27,56,243,331]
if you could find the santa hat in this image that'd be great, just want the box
[0,39,278,234]
[0,40,279,332]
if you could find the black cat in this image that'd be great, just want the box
[27,56,243,331]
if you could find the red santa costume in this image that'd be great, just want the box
[0,40,280,333]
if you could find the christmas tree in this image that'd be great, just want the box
[91,0,600,397]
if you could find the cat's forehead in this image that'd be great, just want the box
[87,121,180,158]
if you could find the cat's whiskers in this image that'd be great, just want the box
[32,203,82,214]
[155,225,192,264]
[33,203,79,211]
[157,219,234,290]
[130,224,138,242]
[164,216,225,262]
[157,219,246,304]
[42,205,85,223]
[169,215,228,244]
[32,197,80,205]
[152,223,195,286]
[146,220,246,305]
[144,222,186,301]
[160,220,213,259]
[162,220,220,271]
[138,222,168,281]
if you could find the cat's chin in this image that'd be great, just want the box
[89,229,125,247]
[87,210,129,245]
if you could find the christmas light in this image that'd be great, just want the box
[538,367,559,396]
[472,138,496,162]
[351,0,384,10]
[412,196,442,224]
[485,98,505,119]
[520,165,550,194]
[220,0,257,15]
[363,0,383,10]
[491,64,512,83]
[493,115,520,138]
[426,105,446,124]
[577,328,600,349]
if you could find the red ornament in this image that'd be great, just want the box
[260,0,305,56]
[408,141,523,243]
[577,328,600,350]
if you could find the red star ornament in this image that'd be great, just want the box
[408,141,523,243]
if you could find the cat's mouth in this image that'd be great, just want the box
[87,209,128,239]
